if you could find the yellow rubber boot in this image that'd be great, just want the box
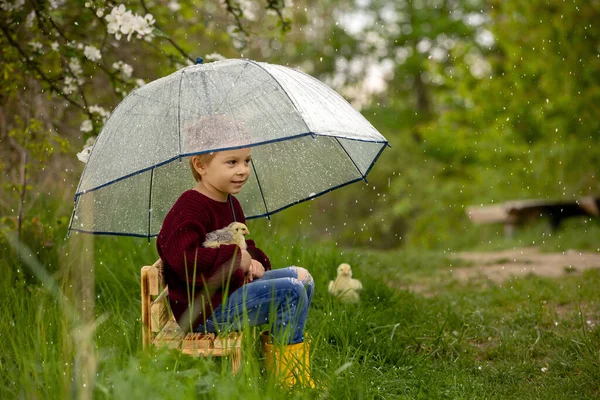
[261,331,315,388]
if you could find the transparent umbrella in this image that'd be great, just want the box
[69,58,389,238]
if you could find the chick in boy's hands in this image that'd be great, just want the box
[203,222,249,250]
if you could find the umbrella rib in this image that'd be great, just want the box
[216,85,280,114]
[282,69,351,134]
[147,167,154,239]
[335,137,365,181]
[177,70,184,156]
[213,62,250,114]
[250,159,270,219]
[127,92,200,116]
[201,71,213,114]
[246,60,311,133]
[183,66,216,114]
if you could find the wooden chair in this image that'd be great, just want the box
[141,259,243,374]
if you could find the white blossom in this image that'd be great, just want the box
[121,63,133,78]
[63,76,77,94]
[50,0,65,8]
[167,1,181,11]
[205,52,226,62]
[25,11,35,28]
[84,136,96,148]
[112,61,133,78]
[239,0,256,21]
[69,57,83,76]
[96,8,104,18]
[84,45,102,62]
[0,0,25,11]
[77,146,92,163]
[115,86,128,97]
[135,78,145,87]
[105,5,155,41]
[140,14,155,41]
[51,42,59,51]
[88,105,110,123]
[79,119,93,133]
[28,41,43,51]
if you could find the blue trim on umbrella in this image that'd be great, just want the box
[69,228,157,239]
[68,176,365,237]
[74,132,388,198]
[363,141,388,177]
[68,141,389,237]
[147,167,154,243]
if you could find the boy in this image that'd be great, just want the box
[157,145,314,386]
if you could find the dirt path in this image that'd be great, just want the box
[450,247,600,283]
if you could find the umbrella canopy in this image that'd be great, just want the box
[70,58,388,238]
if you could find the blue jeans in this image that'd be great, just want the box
[194,267,314,344]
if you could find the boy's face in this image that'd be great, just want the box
[194,147,252,201]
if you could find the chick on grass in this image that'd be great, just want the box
[203,222,250,250]
[328,263,362,304]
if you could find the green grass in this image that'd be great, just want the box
[1,217,599,399]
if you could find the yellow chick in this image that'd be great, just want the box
[328,263,362,304]
[203,222,250,250]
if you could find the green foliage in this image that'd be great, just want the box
[7,116,70,166]
[273,0,600,250]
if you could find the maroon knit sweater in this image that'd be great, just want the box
[156,190,271,330]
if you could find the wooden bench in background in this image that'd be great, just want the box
[466,196,600,237]
[141,259,243,374]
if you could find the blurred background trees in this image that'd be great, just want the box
[1,0,598,253]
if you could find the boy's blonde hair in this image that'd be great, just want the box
[183,114,253,182]
[190,153,215,182]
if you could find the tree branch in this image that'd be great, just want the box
[30,3,126,115]
[0,23,85,110]
[222,0,250,37]
[140,0,195,63]
[265,0,291,33]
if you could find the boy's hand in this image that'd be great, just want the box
[247,259,265,281]
[240,249,252,272]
